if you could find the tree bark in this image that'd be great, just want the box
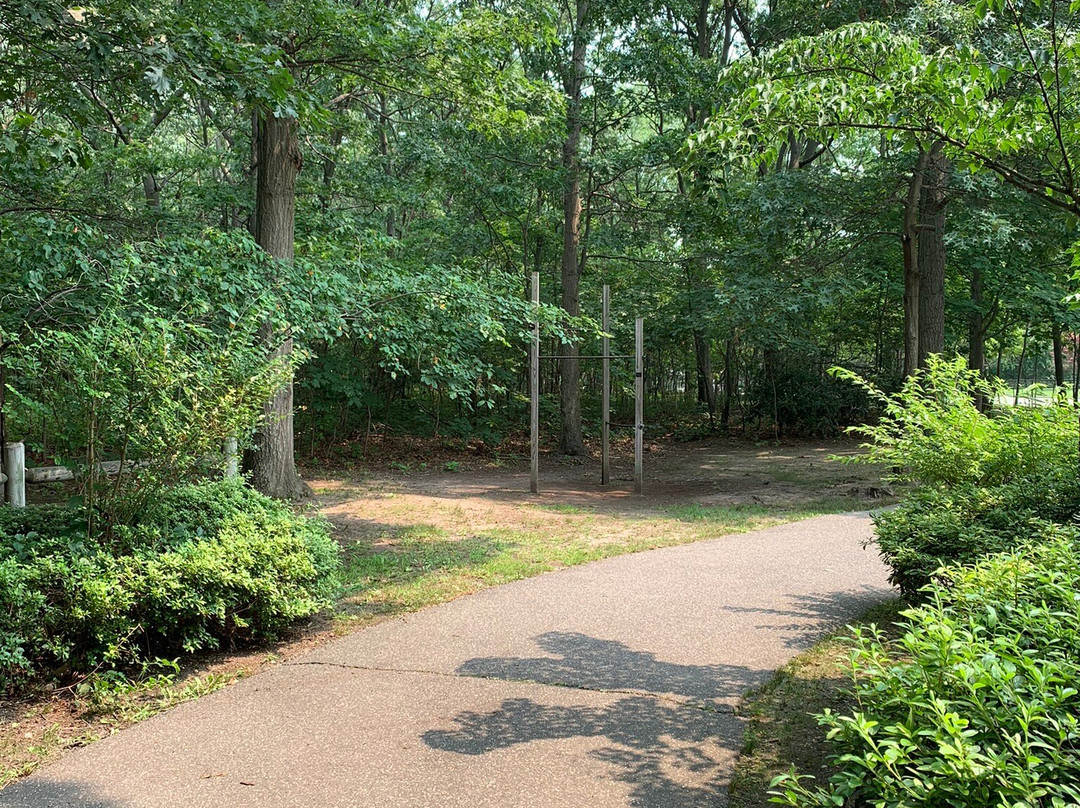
[246,109,310,500]
[683,0,721,428]
[917,143,947,368]
[694,329,716,420]
[378,94,396,239]
[558,0,588,456]
[720,339,734,431]
[1053,325,1065,388]
[902,149,930,378]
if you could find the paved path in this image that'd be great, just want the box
[1,513,892,808]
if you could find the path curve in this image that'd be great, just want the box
[0,512,892,808]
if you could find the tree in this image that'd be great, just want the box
[247,108,310,499]
[558,0,590,455]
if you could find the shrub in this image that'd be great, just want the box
[772,539,1080,808]
[0,479,339,690]
[834,356,1080,598]
[834,356,1079,488]
[873,471,1080,599]
[745,361,876,436]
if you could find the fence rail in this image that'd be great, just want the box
[1,440,239,509]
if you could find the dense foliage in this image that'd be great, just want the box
[0,480,339,690]
[773,539,1080,807]
[775,355,1080,805]
[839,358,1080,597]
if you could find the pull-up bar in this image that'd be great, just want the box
[539,354,634,360]
[529,272,644,495]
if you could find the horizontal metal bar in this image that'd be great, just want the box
[538,354,634,360]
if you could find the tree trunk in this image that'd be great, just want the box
[378,94,395,239]
[902,149,930,378]
[1014,326,1029,406]
[246,109,310,500]
[686,253,716,426]
[142,173,162,209]
[558,0,588,456]
[720,339,734,431]
[693,329,716,421]
[1053,325,1065,388]
[917,143,947,368]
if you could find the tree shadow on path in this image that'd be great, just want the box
[0,777,128,808]
[424,633,758,807]
[719,587,891,649]
[457,631,763,702]
[424,694,743,808]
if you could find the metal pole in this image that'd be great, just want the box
[530,272,540,494]
[601,285,610,486]
[4,442,26,508]
[634,318,643,495]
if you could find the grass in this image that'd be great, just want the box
[727,600,904,808]
[331,498,869,631]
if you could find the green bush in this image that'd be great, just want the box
[773,539,1080,808]
[835,356,1079,488]
[744,361,876,436]
[873,472,1080,599]
[835,356,1080,598]
[0,479,340,690]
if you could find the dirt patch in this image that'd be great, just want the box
[309,436,889,543]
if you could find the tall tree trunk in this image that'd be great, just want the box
[378,94,396,239]
[693,328,716,421]
[720,338,734,431]
[682,0,722,428]
[917,143,947,368]
[687,257,716,426]
[1014,327,1030,406]
[246,110,310,500]
[558,0,588,455]
[902,149,930,378]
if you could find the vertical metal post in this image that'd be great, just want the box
[224,437,239,479]
[634,318,643,495]
[530,272,540,494]
[4,442,26,508]
[601,285,611,486]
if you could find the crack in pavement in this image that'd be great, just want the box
[282,659,736,714]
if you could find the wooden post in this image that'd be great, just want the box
[634,318,643,495]
[530,272,540,494]
[4,442,26,508]
[601,285,611,486]
[224,437,239,479]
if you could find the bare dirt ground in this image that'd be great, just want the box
[310,435,892,542]
[2,435,892,787]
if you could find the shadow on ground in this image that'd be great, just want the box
[424,694,743,808]
[0,778,125,808]
[457,631,758,702]
[425,633,759,807]
[720,586,891,650]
